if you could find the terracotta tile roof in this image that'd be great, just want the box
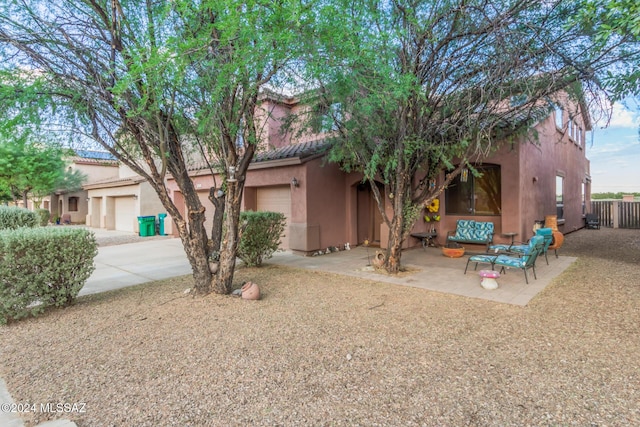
[187,139,331,172]
[75,150,117,160]
[69,150,119,165]
[253,139,330,163]
[83,175,146,189]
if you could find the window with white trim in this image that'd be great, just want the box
[554,105,563,129]
[556,175,564,220]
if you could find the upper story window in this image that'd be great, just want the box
[445,165,501,216]
[577,125,583,147]
[556,175,564,220]
[554,105,563,129]
[313,102,342,133]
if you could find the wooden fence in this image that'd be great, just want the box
[591,200,640,229]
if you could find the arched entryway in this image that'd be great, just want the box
[355,181,385,246]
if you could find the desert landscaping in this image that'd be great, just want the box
[1,227,639,426]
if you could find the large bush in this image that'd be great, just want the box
[0,206,38,230]
[35,208,50,226]
[237,211,286,267]
[0,227,98,324]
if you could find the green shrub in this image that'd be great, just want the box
[0,206,38,230]
[0,227,98,324]
[237,211,286,267]
[35,208,50,226]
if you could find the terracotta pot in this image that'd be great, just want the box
[544,215,559,232]
[372,251,386,268]
[241,282,260,300]
[548,230,564,250]
[442,246,465,258]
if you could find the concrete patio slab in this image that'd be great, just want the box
[267,246,576,306]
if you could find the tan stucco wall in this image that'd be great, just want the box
[85,181,166,233]
[73,162,119,183]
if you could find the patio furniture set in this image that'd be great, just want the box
[419,219,561,288]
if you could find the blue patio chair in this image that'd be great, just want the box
[492,235,545,284]
[464,253,499,274]
[488,228,553,265]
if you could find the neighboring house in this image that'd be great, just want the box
[42,150,119,224]
[84,163,168,234]
[166,90,592,254]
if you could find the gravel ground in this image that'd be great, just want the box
[1,227,639,426]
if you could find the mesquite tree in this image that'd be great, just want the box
[303,0,639,273]
[0,0,305,294]
[0,137,84,207]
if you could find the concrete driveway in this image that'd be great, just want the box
[82,237,191,296]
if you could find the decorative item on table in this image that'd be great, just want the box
[442,242,465,258]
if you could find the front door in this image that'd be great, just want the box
[356,182,384,246]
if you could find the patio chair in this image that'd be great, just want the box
[491,236,545,284]
[488,228,553,265]
[585,213,600,229]
[464,253,498,274]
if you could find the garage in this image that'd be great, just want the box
[115,197,136,232]
[256,186,291,249]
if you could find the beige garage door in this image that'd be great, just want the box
[115,197,136,232]
[256,186,291,249]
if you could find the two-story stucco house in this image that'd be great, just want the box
[164,90,592,254]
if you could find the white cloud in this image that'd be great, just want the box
[594,100,640,129]
[609,103,640,128]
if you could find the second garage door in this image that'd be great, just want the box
[115,197,136,232]
[256,186,291,249]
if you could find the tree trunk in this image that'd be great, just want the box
[384,200,405,274]
[147,196,212,296]
[212,181,243,294]
[209,186,226,255]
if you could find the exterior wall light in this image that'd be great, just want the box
[291,177,299,188]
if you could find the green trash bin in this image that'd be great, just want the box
[137,216,156,237]
[158,213,167,236]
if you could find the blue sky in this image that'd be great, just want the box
[587,99,640,194]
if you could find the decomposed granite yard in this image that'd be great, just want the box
[1,228,639,426]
